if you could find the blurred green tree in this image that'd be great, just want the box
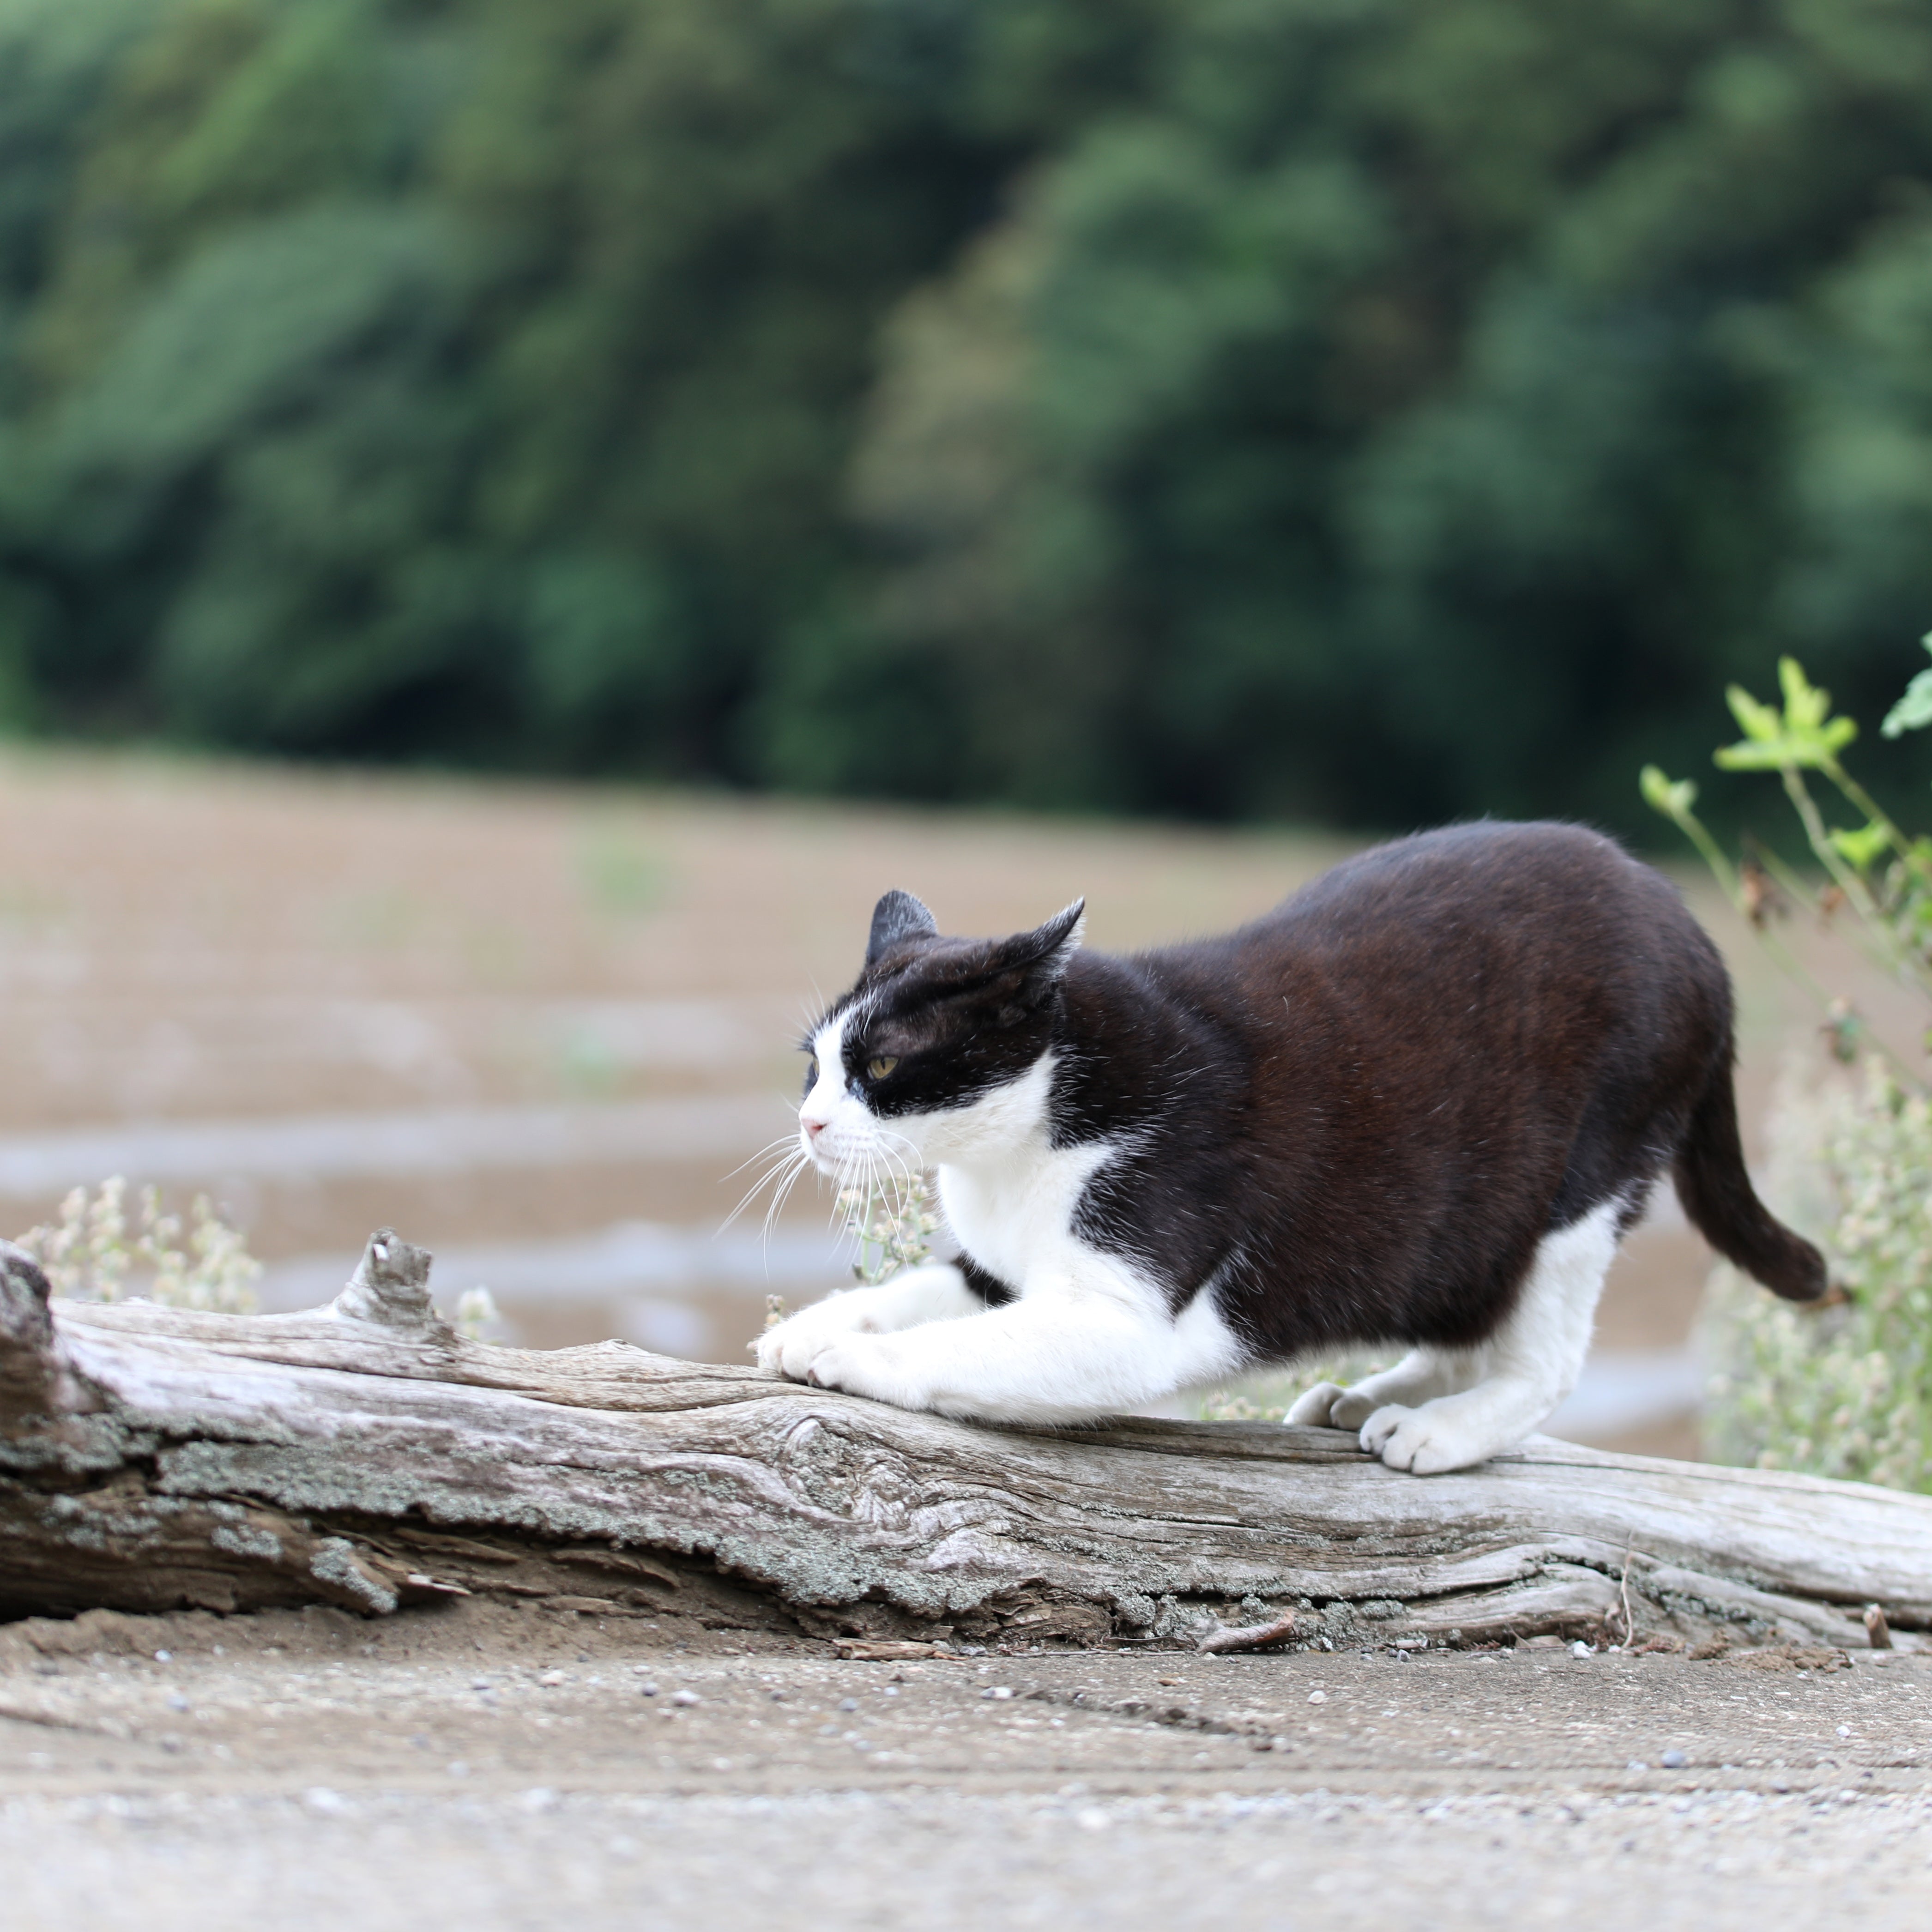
[0,0,1930,833]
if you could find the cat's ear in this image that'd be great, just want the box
[865,888,938,967]
[993,898,1086,989]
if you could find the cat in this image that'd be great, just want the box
[754,821,1824,1473]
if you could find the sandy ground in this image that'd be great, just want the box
[5,1601,1930,1931]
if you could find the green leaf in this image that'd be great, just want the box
[1714,741,1796,771]
[1724,683,1783,743]
[1881,666,1932,739]
[1778,656,1830,731]
[1829,821,1892,871]
[1639,765,1697,818]
[1715,660,1857,769]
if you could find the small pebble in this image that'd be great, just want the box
[154,1651,172,1664]
[981,1686,1014,1701]
[672,1690,701,1707]
[1570,1641,1594,1659]
[637,1682,658,1697]
[1308,1690,1327,1704]
[537,1670,568,1687]
[1660,1749,1687,1769]
[838,1698,859,1713]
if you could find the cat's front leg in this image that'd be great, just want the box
[755,1263,980,1383]
[800,1275,1242,1425]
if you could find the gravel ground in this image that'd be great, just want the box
[5,1600,1929,1930]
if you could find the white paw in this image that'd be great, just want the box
[1284,1381,1346,1426]
[798,1333,919,1408]
[755,1294,879,1382]
[1359,1404,1489,1476]
[1328,1385,1384,1431]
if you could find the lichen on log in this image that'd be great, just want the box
[4,1231,1931,1653]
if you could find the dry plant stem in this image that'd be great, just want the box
[1746,831,1916,1051]
[1784,767,1932,1003]
[1666,809,1845,1030]
[5,1233,1932,1651]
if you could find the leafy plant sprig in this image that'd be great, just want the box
[1642,642,1932,1075]
[1649,641,1932,1493]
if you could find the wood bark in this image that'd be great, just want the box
[5,1231,1931,1654]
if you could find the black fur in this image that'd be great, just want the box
[812,823,1824,1369]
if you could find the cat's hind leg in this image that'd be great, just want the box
[1284,1346,1486,1430]
[1357,1198,1621,1475]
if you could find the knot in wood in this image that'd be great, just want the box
[328,1229,447,1336]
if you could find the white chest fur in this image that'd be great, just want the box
[936,1134,1117,1296]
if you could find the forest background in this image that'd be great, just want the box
[6,0,1932,837]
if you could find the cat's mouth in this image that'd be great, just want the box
[799,1112,923,1183]
[798,1118,853,1177]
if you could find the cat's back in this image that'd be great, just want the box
[1266,819,1674,941]
[1139,819,1713,1037]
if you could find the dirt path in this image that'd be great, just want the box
[6,1602,1931,1931]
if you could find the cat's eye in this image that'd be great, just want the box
[867,1056,899,1080]
[804,1056,820,1087]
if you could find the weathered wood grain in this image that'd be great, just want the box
[5,1233,1929,1653]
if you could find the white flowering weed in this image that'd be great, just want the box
[17,1177,262,1314]
[1702,1066,1932,1491]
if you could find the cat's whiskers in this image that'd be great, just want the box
[760,1140,815,1243]
[719,1129,814,1235]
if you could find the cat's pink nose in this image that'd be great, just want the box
[801,1116,828,1141]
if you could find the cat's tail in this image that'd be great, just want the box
[1672,1057,1827,1303]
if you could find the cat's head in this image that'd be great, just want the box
[798,889,1086,1177]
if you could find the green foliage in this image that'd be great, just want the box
[1648,657,1932,1489]
[1701,1072,1932,1491]
[1882,635,1932,740]
[4,1,1932,827]
[1645,654,1932,1035]
[1716,658,1859,772]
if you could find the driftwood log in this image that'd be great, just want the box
[5,1231,1931,1655]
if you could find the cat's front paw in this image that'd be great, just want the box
[1359,1403,1488,1476]
[755,1294,879,1382]
[1284,1381,1346,1426]
[801,1333,921,1408]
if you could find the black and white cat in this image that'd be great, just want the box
[755,821,1823,1473]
